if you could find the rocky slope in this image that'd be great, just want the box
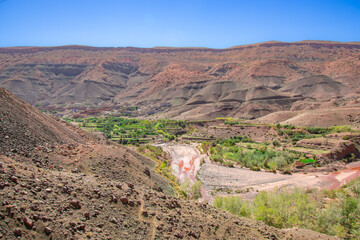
[0,89,338,239]
[251,107,360,129]
[0,88,87,155]
[0,41,360,119]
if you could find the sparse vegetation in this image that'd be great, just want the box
[306,127,331,135]
[277,128,318,144]
[73,116,187,144]
[138,144,186,198]
[214,178,360,239]
[190,180,203,200]
[208,137,301,171]
[272,140,281,147]
[331,125,353,133]
[224,117,240,126]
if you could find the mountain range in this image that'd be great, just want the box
[1,41,359,119]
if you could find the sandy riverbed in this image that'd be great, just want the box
[159,144,202,183]
[159,144,360,202]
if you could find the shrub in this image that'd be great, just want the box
[306,127,330,134]
[258,145,267,153]
[331,125,353,133]
[242,136,253,143]
[213,196,252,218]
[190,180,203,200]
[210,154,223,163]
[281,167,292,174]
[146,145,163,157]
[224,161,234,168]
[250,166,261,171]
[201,141,211,153]
[272,140,281,147]
[138,146,146,152]
[160,162,167,169]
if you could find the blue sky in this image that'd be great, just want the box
[0,0,359,48]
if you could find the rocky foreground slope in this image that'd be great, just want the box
[0,88,87,154]
[0,41,360,119]
[0,88,338,239]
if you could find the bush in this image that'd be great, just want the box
[331,125,353,133]
[210,154,223,163]
[190,180,203,200]
[258,145,267,153]
[146,145,163,157]
[224,161,234,167]
[213,196,252,218]
[201,141,211,153]
[159,162,167,169]
[242,136,253,143]
[272,140,281,147]
[306,127,330,134]
[138,146,146,152]
[250,166,261,171]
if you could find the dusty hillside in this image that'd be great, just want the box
[252,107,360,129]
[0,91,337,239]
[0,41,360,119]
[0,87,172,193]
[0,155,337,240]
[0,88,88,155]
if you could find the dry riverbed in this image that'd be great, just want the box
[159,144,360,203]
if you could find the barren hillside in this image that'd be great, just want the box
[0,88,338,239]
[0,41,360,119]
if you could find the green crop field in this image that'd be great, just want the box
[64,116,187,145]
[300,158,316,164]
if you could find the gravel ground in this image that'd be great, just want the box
[160,143,360,201]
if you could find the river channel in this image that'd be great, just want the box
[159,144,360,202]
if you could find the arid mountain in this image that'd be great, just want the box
[250,107,360,128]
[0,88,87,154]
[0,41,360,119]
[0,88,337,239]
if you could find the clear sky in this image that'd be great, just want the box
[0,0,359,48]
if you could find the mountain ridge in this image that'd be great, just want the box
[2,40,360,51]
[0,40,359,120]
